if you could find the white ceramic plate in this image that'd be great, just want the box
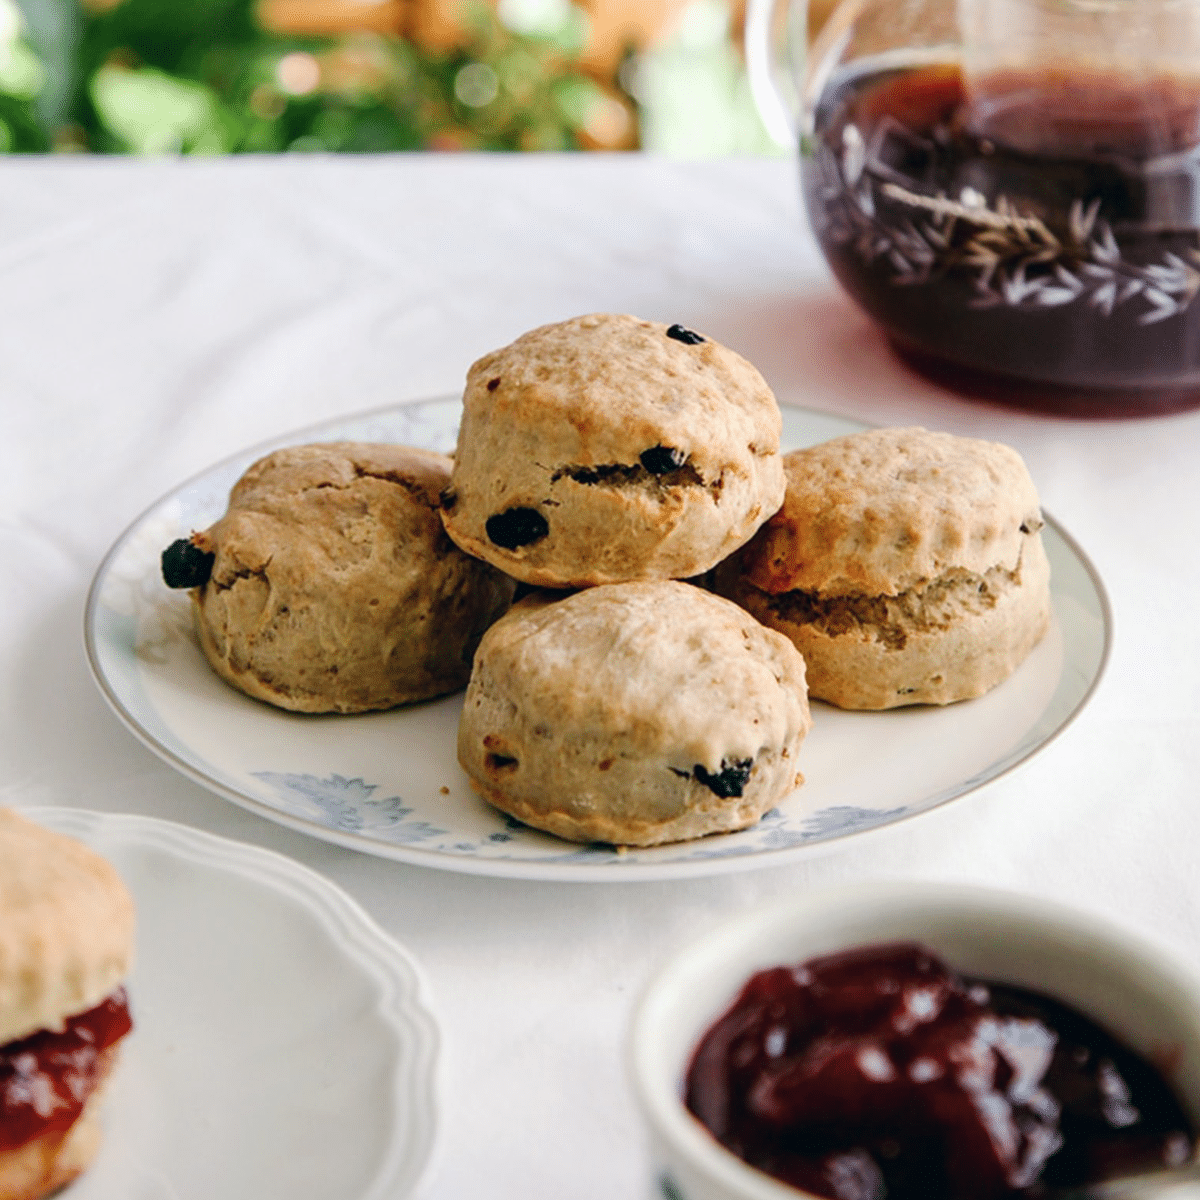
[84,398,1110,882]
[19,806,440,1200]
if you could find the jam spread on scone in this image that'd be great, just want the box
[0,990,132,1153]
[0,808,135,1200]
[686,943,1195,1200]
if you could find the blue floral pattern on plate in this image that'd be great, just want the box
[252,772,448,842]
[249,769,912,864]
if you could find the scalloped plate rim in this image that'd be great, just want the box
[18,804,441,1200]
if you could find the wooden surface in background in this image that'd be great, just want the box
[258,0,407,35]
[259,0,846,81]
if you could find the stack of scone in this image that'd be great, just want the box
[0,810,135,1200]
[442,314,813,846]
[162,312,1054,848]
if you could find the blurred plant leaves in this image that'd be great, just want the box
[12,0,77,142]
[1,0,630,153]
[78,0,259,78]
[90,64,227,153]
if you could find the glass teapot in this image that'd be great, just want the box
[746,0,1200,415]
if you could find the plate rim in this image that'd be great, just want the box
[82,397,1113,883]
[18,803,442,1200]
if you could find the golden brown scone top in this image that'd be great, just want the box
[741,427,1044,598]
[227,441,449,512]
[461,313,783,477]
[468,582,809,771]
[440,314,786,587]
[193,441,453,584]
[0,810,134,1045]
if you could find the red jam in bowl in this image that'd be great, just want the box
[685,944,1195,1200]
[0,988,133,1152]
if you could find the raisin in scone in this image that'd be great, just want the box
[457,581,811,846]
[715,427,1051,710]
[440,314,786,587]
[0,810,135,1200]
[162,442,515,714]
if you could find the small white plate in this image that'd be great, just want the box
[20,806,440,1200]
[84,398,1110,882]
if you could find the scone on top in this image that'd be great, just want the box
[457,581,812,846]
[162,442,515,714]
[440,314,787,588]
[0,809,135,1200]
[714,427,1052,710]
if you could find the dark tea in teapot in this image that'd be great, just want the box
[801,58,1200,414]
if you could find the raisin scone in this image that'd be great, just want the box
[714,427,1052,710]
[457,581,811,846]
[0,809,135,1200]
[440,314,786,587]
[162,442,515,714]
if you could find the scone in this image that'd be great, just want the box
[457,581,811,846]
[440,314,786,587]
[162,442,515,714]
[0,810,135,1200]
[715,427,1052,709]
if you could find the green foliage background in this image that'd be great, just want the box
[4,0,610,152]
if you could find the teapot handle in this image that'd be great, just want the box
[744,0,801,148]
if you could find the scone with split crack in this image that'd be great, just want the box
[715,427,1051,710]
[161,442,515,713]
[440,314,786,587]
[457,581,812,846]
[0,809,134,1200]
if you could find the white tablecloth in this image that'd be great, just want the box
[5,152,1200,1199]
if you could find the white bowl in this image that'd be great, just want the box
[628,881,1200,1200]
